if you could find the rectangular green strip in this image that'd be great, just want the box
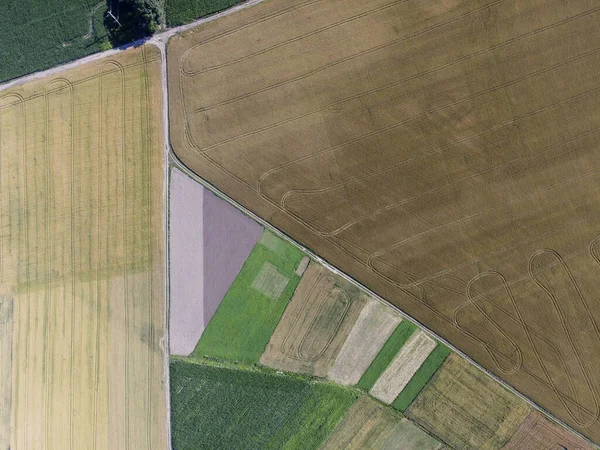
[357,320,416,391]
[392,343,451,412]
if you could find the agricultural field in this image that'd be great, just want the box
[166,0,246,26]
[321,396,445,450]
[169,359,357,450]
[358,321,417,391]
[260,261,368,377]
[503,411,595,450]
[0,0,111,83]
[192,230,305,362]
[391,343,450,413]
[169,167,262,355]
[167,0,600,441]
[371,330,437,404]
[0,44,166,449]
[0,297,12,450]
[407,354,531,450]
[355,318,450,411]
[328,298,401,385]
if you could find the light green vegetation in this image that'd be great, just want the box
[192,231,304,363]
[166,0,245,26]
[357,320,416,391]
[170,359,357,450]
[0,0,111,83]
[392,343,451,412]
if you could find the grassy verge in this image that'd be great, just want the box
[166,0,246,26]
[170,359,357,450]
[357,320,416,390]
[392,343,451,412]
[192,231,305,363]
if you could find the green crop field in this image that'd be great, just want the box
[192,231,305,363]
[392,343,451,412]
[357,321,417,391]
[0,0,112,83]
[170,360,357,450]
[166,0,244,26]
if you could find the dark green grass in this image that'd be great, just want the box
[0,0,112,83]
[192,231,305,363]
[392,343,451,412]
[166,0,245,26]
[357,320,417,391]
[170,359,357,450]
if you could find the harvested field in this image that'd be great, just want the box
[407,354,531,450]
[358,320,416,391]
[0,296,12,450]
[0,45,166,450]
[168,0,600,441]
[502,411,595,450]
[169,359,357,450]
[392,343,450,412]
[370,330,436,404]
[321,396,445,450]
[260,261,368,377]
[329,298,401,385]
[192,230,304,362]
[169,167,262,355]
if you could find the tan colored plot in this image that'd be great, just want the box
[370,330,436,404]
[502,411,595,450]
[0,296,12,450]
[168,0,600,442]
[329,298,401,385]
[407,354,531,450]
[260,261,367,377]
[0,45,165,450]
[321,396,445,450]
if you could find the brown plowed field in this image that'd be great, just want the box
[1,45,166,449]
[260,261,367,377]
[502,411,595,450]
[168,0,600,442]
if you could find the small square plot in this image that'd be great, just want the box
[252,262,290,300]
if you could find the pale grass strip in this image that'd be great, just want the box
[370,330,436,404]
[329,299,401,385]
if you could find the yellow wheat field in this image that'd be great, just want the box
[0,44,165,450]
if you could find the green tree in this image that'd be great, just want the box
[105,0,165,46]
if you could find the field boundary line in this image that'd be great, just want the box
[150,38,173,450]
